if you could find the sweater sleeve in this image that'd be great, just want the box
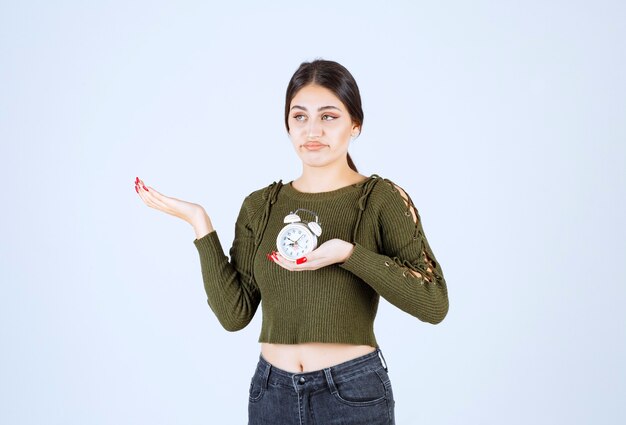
[339,180,449,324]
[192,196,261,331]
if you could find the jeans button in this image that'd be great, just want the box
[298,376,305,384]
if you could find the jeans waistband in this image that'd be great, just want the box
[255,348,388,390]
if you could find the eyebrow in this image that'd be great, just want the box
[290,105,342,112]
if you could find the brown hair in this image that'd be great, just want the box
[284,59,363,172]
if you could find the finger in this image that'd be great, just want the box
[135,181,174,212]
[144,189,171,210]
[136,179,178,205]
[137,178,149,192]
[135,179,166,212]
[135,178,149,197]
[276,254,325,271]
[276,253,309,271]
[137,187,162,209]
[145,185,163,197]
[136,183,149,203]
[295,252,324,266]
[271,253,295,271]
[140,185,180,211]
[136,187,172,216]
[271,252,289,266]
[291,260,325,271]
[273,261,292,271]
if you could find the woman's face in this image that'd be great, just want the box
[287,84,360,169]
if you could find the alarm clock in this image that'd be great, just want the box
[276,208,323,261]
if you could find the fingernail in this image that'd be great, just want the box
[296,257,307,265]
[135,185,139,193]
[143,185,149,192]
[135,177,139,183]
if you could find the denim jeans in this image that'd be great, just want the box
[248,348,395,425]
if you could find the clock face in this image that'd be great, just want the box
[276,223,317,261]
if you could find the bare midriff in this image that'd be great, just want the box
[260,342,376,373]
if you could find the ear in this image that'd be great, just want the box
[351,124,361,138]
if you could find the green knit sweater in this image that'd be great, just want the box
[193,174,448,347]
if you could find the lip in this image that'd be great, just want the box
[303,142,327,151]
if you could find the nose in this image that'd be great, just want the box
[307,119,322,139]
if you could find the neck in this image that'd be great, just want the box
[294,162,364,193]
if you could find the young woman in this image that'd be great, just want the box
[134,59,449,425]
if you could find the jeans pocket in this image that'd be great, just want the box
[332,368,389,407]
[248,373,266,403]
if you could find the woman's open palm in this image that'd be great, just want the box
[134,177,204,225]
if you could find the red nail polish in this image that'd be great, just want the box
[135,185,139,193]
[135,177,139,183]
[296,257,307,265]
[143,185,148,192]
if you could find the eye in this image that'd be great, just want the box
[322,114,336,121]
[293,114,306,122]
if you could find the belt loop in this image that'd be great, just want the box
[262,362,271,390]
[377,348,388,372]
[323,368,338,395]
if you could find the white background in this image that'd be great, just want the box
[1,1,625,423]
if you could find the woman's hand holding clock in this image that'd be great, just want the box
[270,239,354,271]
